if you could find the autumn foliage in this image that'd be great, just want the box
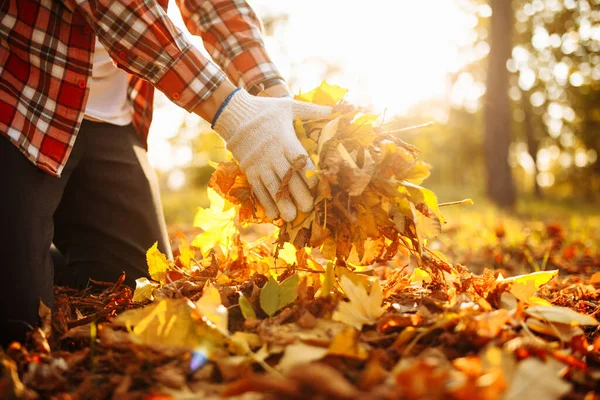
[210,82,444,266]
[1,83,600,400]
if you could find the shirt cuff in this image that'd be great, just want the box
[223,46,285,91]
[154,45,227,113]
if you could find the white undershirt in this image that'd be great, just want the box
[84,38,134,125]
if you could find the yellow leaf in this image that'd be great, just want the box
[229,332,262,355]
[527,296,552,306]
[132,277,156,304]
[115,299,223,349]
[409,268,432,283]
[295,80,348,106]
[277,242,297,265]
[402,181,441,216]
[333,275,385,329]
[501,270,558,302]
[328,327,368,360]
[318,262,335,297]
[413,206,442,241]
[194,188,235,230]
[175,232,194,271]
[192,188,237,256]
[146,242,169,282]
[405,161,432,185]
[195,283,228,334]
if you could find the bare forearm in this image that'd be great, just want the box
[258,83,292,98]
[191,81,237,122]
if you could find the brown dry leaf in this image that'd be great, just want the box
[276,155,308,202]
[222,374,301,398]
[276,342,328,373]
[39,300,52,338]
[0,356,36,399]
[152,363,186,389]
[132,277,156,304]
[317,117,340,155]
[525,318,584,342]
[467,309,511,338]
[525,305,599,326]
[287,362,362,400]
[503,358,571,400]
[358,350,389,391]
[392,350,455,399]
[309,218,331,247]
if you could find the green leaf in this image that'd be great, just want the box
[239,294,256,319]
[279,273,299,306]
[260,277,280,317]
[259,274,300,317]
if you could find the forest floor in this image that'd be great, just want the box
[2,194,599,400]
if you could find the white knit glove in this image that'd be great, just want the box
[213,89,332,221]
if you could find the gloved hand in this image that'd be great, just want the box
[213,88,332,221]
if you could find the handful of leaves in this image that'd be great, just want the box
[210,82,443,265]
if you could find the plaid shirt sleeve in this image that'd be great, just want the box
[175,0,285,91]
[65,0,227,112]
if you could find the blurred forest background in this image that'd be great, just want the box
[149,0,600,225]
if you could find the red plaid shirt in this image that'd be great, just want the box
[0,0,283,177]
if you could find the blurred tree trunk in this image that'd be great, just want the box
[484,0,517,207]
[522,95,542,197]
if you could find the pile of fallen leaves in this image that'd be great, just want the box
[209,82,466,267]
[2,83,600,400]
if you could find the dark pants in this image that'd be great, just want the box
[0,120,172,346]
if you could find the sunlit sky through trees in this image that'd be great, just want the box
[148,0,600,197]
[148,0,486,172]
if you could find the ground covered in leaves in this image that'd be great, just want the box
[2,83,600,400]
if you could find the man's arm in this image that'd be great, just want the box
[62,0,235,121]
[175,0,291,96]
[61,0,330,221]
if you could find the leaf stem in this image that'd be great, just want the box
[380,121,434,136]
[438,199,474,207]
